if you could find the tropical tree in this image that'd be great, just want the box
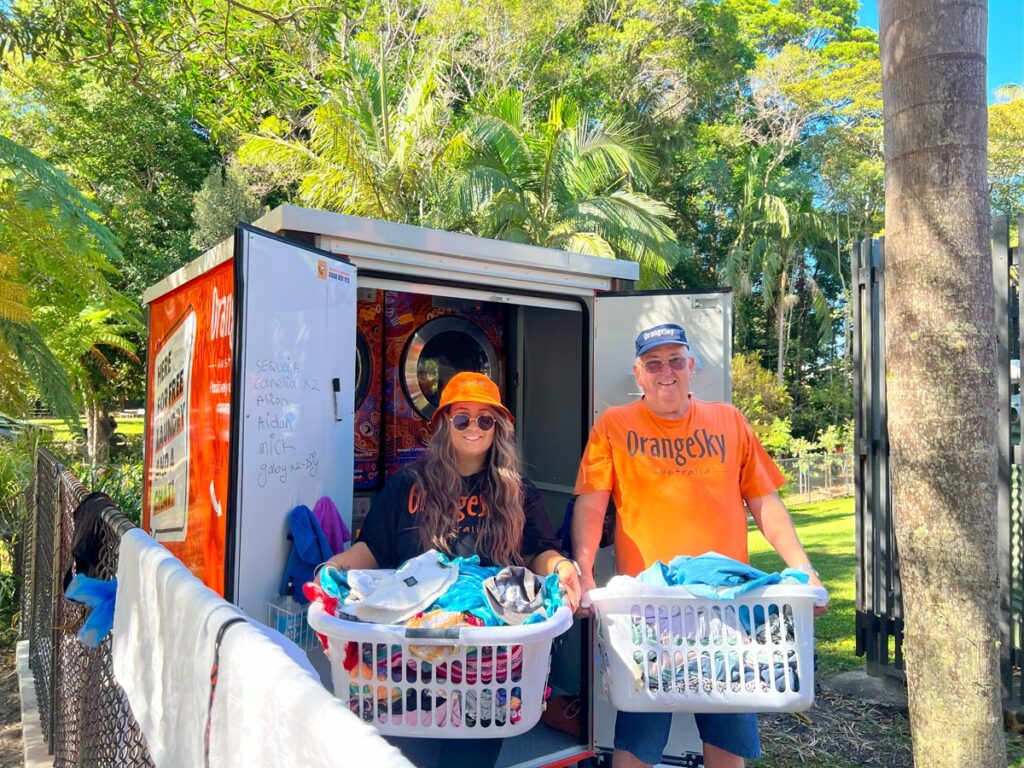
[36,300,143,464]
[880,0,1005,763]
[723,147,827,383]
[448,90,682,286]
[0,134,120,422]
[0,59,218,300]
[989,84,1024,231]
[191,163,268,252]
[239,47,450,225]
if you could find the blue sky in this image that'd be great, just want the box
[858,0,1024,104]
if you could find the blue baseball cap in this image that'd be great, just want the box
[635,324,691,358]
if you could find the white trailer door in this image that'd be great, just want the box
[231,226,356,620]
[591,289,733,767]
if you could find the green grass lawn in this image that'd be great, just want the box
[748,496,857,678]
[28,416,144,439]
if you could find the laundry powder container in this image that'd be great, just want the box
[308,604,573,737]
[588,583,828,713]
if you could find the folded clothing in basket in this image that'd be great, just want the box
[348,551,461,624]
[313,551,563,628]
[346,683,524,728]
[342,638,525,685]
[633,552,810,599]
[628,609,799,695]
[632,647,798,695]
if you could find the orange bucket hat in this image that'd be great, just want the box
[431,371,513,426]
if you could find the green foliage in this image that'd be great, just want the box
[791,366,854,440]
[191,163,268,252]
[817,420,853,454]
[759,417,795,457]
[0,134,135,424]
[732,352,793,424]
[0,0,886,446]
[72,459,144,526]
[449,91,683,286]
[0,59,217,300]
[0,429,46,648]
[990,86,1024,228]
[240,48,450,225]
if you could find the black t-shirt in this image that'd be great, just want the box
[358,463,561,568]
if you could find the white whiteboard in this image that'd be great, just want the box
[233,228,356,619]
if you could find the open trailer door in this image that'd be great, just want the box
[591,288,733,767]
[228,225,357,617]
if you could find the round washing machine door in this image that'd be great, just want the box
[354,331,371,409]
[402,316,500,420]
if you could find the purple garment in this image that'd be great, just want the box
[313,495,350,554]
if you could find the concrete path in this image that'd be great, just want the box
[15,641,51,768]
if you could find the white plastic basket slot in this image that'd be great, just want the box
[307,603,573,738]
[589,583,827,713]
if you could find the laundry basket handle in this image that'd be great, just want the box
[404,626,463,641]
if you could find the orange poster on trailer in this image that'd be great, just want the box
[143,258,235,595]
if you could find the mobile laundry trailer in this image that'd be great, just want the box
[141,204,733,767]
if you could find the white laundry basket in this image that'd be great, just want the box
[307,603,573,737]
[589,583,827,713]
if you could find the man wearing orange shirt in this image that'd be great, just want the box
[572,323,826,768]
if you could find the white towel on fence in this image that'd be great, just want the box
[112,528,412,768]
[112,529,243,767]
[208,621,413,768]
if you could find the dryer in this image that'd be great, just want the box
[353,288,384,490]
[383,291,507,476]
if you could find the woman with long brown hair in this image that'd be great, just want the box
[323,372,580,767]
[324,369,581,606]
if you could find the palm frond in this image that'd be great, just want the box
[555,231,617,260]
[0,319,79,423]
[0,253,29,323]
[0,135,120,261]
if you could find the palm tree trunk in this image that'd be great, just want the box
[85,397,113,467]
[880,0,1005,764]
[776,270,787,385]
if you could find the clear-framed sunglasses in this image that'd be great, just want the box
[449,413,497,431]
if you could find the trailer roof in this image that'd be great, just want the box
[143,205,639,305]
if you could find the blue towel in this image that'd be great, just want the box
[636,551,809,599]
[64,574,117,648]
[428,554,563,625]
[281,504,335,603]
[428,555,505,625]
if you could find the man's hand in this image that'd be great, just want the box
[554,560,583,613]
[576,569,598,617]
[806,571,829,617]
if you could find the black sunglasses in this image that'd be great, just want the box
[641,357,688,374]
[450,413,497,431]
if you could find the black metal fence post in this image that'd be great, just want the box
[855,217,1021,693]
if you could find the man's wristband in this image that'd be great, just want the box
[553,558,582,577]
[796,564,819,577]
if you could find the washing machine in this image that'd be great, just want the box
[354,288,384,491]
[383,291,507,476]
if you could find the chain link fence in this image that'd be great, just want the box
[776,453,854,505]
[20,447,154,766]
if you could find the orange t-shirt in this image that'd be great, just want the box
[575,397,785,576]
